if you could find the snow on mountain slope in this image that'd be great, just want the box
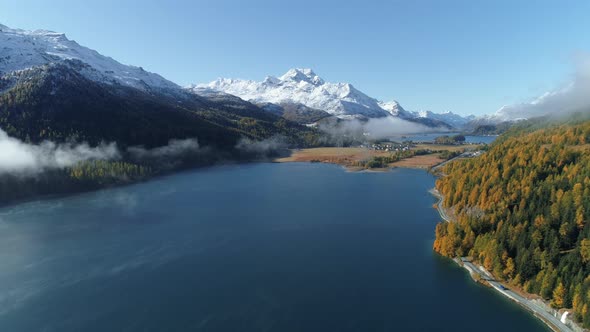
[190,69,475,129]
[377,100,414,118]
[190,68,392,119]
[378,102,475,128]
[0,22,476,128]
[0,24,179,93]
[414,110,476,128]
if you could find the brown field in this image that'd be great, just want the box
[275,147,389,166]
[275,147,448,170]
[390,154,445,169]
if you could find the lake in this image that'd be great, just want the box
[389,133,498,144]
[0,163,548,331]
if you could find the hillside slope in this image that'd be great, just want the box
[0,23,178,93]
[0,62,321,148]
[434,119,590,327]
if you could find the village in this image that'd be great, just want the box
[359,142,414,152]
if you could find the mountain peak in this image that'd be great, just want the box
[263,75,281,85]
[0,23,179,93]
[191,69,472,127]
[280,68,324,85]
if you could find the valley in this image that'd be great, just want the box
[1,12,589,332]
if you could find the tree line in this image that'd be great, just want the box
[433,119,590,327]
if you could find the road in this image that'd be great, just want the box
[430,158,454,174]
[430,152,471,174]
[430,188,452,223]
[461,260,572,332]
[430,152,480,223]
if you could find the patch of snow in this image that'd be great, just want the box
[0,24,179,92]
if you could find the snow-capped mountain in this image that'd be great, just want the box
[377,100,412,117]
[0,22,477,130]
[190,68,392,119]
[414,110,476,128]
[0,24,179,93]
[190,68,475,128]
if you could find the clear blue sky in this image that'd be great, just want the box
[1,0,589,115]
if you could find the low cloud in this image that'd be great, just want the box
[363,116,440,138]
[495,54,590,120]
[235,136,288,158]
[0,131,208,177]
[319,116,445,144]
[126,138,208,170]
[0,129,119,176]
[127,139,201,160]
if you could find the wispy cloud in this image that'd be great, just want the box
[0,131,209,177]
[235,136,288,157]
[363,116,440,138]
[319,116,445,144]
[495,54,590,120]
[127,139,201,160]
[0,129,119,176]
[127,138,207,170]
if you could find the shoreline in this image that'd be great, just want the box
[429,186,581,332]
[0,160,260,209]
[1,156,581,331]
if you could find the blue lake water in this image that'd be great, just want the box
[389,133,498,144]
[0,163,547,331]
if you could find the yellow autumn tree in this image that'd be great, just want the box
[552,282,566,308]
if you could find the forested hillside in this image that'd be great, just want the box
[433,119,590,327]
[0,62,327,204]
[0,62,322,148]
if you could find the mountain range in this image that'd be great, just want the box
[0,22,542,205]
[190,68,477,129]
[0,22,518,151]
[0,24,324,151]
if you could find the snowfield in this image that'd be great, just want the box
[0,24,179,93]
